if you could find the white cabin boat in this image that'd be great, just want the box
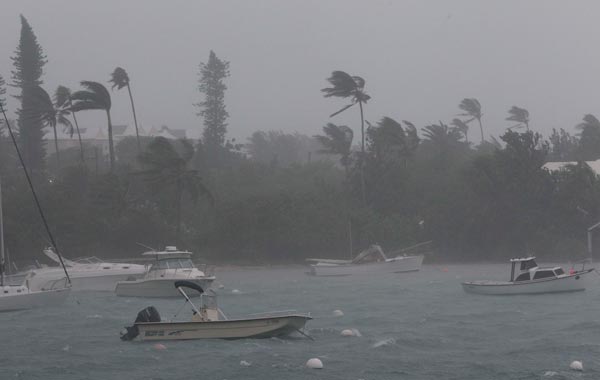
[0,176,70,312]
[462,257,594,295]
[307,244,424,276]
[11,248,147,292]
[120,281,311,341]
[115,246,215,297]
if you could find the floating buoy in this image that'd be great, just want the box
[218,284,225,289]
[62,345,70,352]
[543,371,557,377]
[341,329,354,337]
[332,309,344,317]
[442,267,449,272]
[570,360,583,371]
[306,358,323,369]
[153,343,167,350]
[232,289,241,294]
[240,360,251,367]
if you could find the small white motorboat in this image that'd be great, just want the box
[120,281,312,341]
[11,248,147,292]
[115,246,215,297]
[462,257,594,295]
[307,244,424,276]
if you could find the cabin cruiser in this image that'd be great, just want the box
[120,281,312,341]
[115,246,215,297]
[10,248,147,292]
[307,244,424,276]
[462,257,594,295]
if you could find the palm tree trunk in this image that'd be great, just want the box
[358,101,366,205]
[52,125,60,168]
[106,110,115,171]
[126,83,141,152]
[478,118,484,143]
[71,109,85,164]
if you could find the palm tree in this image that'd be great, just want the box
[70,81,114,170]
[110,67,140,151]
[322,71,371,203]
[137,137,212,243]
[55,86,85,164]
[421,121,463,149]
[458,98,483,143]
[402,120,420,155]
[314,123,354,176]
[451,118,470,144]
[576,114,600,160]
[506,106,529,131]
[28,85,72,167]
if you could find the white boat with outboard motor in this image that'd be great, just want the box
[9,248,147,292]
[307,243,426,276]
[120,280,312,341]
[461,257,594,295]
[115,246,215,297]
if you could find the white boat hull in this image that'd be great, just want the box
[132,315,311,341]
[0,287,71,312]
[115,277,215,297]
[462,270,593,295]
[17,269,144,292]
[310,255,423,276]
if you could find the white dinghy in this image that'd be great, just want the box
[462,257,594,295]
[120,281,312,341]
[115,246,215,297]
[307,243,424,276]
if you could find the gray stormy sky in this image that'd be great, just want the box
[1,0,599,143]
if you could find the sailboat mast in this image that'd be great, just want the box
[0,175,4,287]
[0,104,71,284]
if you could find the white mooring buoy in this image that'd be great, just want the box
[341,329,354,337]
[332,309,344,317]
[569,360,583,371]
[306,358,323,369]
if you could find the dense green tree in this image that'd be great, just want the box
[138,137,212,243]
[71,81,115,171]
[322,71,371,203]
[458,98,483,143]
[315,123,354,176]
[27,85,72,167]
[11,15,48,174]
[506,106,530,131]
[196,51,230,148]
[110,67,140,151]
[576,114,600,160]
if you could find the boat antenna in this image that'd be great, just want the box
[0,103,71,284]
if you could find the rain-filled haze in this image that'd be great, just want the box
[1,0,599,140]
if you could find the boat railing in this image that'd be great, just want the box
[38,277,69,290]
[245,309,303,318]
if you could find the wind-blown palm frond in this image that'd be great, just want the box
[451,118,470,143]
[109,67,130,90]
[71,81,111,111]
[506,106,529,130]
[458,98,484,143]
[576,114,600,131]
[54,86,71,109]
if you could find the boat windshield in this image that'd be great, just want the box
[520,259,537,271]
[152,258,195,270]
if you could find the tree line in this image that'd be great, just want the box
[1,15,600,265]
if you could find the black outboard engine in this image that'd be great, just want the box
[120,306,161,341]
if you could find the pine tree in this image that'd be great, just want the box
[11,15,48,174]
[196,50,230,147]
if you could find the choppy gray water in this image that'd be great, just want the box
[1,264,600,380]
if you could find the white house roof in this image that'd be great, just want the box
[543,159,600,175]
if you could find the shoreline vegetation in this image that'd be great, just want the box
[2,15,600,266]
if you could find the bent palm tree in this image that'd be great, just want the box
[71,81,114,170]
[138,137,212,243]
[322,71,371,203]
[458,98,483,143]
[506,106,529,131]
[55,86,84,163]
[315,122,354,176]
[110,67,140,151]
[28,85,72,167]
